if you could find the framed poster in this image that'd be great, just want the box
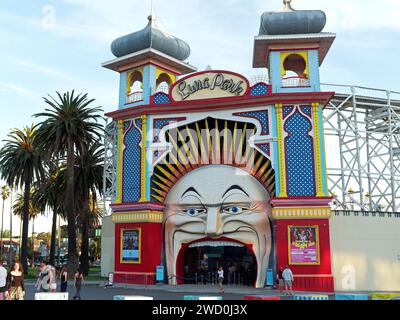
[288,226,320,265]
[120,228,141,264]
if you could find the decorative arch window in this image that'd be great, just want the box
[126,70,144,103]
[156,72,174,94]
[280,52,310,88]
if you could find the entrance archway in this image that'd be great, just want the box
[183,244,257,286]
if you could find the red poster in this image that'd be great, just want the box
[288,226,320,265]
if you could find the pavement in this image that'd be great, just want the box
[22,281,397,300]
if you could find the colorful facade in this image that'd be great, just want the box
[103,2,337,292]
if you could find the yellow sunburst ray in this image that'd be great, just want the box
[158,165,178,184]
[153,180,170,193]
[152,187,167,198]
[234,124,248,165]
[255,161,270,180]
[163,159,183,180]
[151,194,164,203]
[205,119,213,164]
[166,153,188,176]
[184,125,200,167]
[196,122,209,165]
[228,122,238,164]
[168,131,191,172]
[177,127,197,169]
[223,120,229,164]
[213,119,221,164]
[155,173,174,188]
[260,166,274,184]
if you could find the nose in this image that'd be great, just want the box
[206,207,223,237]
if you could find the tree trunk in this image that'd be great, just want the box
[1,200,4,256]
[66,137,78,277]
[9,188,13,266]
[21,176,31,274]
[49,206,57,266]
[80,194,90,276]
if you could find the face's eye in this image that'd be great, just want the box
[184,208,206,217]
[223,206,248,215]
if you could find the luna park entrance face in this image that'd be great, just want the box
[183,245,257,286]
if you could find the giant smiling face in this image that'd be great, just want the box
[163,165,272,288]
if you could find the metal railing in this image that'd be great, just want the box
[126,91,143,104]
[282,76,310,88]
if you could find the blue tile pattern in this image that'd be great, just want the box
[250,83,269,96]
[122,119,142,202]
[284,111,315,196]
[235,111,269,135]
[154,93,170,104]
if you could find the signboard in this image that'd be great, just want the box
[171,70,249,102]
[120,229,141,264]
[156,266,165,282]
[265,268,274,287]
[288,226,320,265]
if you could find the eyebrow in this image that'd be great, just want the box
[223,185,250,198]
[181,187,202,199]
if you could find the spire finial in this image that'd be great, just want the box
[283,0,294,12]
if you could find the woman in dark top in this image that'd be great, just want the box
[60,266,68,293]
[73,269,84,300]
[6,262,25,300]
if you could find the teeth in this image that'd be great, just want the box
[189,241,245,248]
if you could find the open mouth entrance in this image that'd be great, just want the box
[182,242,257,286]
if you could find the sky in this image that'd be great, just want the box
[0,0,399,234]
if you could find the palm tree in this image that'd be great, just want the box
[75,142,105,275]
[13,189,42,265]
[0,185,11,255]
[32,163,65,266]
[0,126,45,273]
[34,91,103,275]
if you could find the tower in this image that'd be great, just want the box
[102,15,196,284]
[253,0,336,291]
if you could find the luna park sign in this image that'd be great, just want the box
[171,71,249,102]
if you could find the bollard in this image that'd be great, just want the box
[35,293,69,300]
[371,293,400,300]
[294,295,329,300]
[184,295,223,301]
[245,295,281,301]
[335,294,369,300]
[114,295,154,300]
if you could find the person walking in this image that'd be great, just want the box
[282,265,294,295]
[276,267,285,294]
[73,269,84,300]
[60,266,68,293]
[35,261,54,293]
[0,258,7,300]
[217,266,225,294]
[49,264,57,293]
[5,262,25,300]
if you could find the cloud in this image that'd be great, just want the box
[0,82,35,97]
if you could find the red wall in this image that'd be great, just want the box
[114,223,163,274]
[275,219,332,275]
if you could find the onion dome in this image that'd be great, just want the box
[259,0,326,36]
[111,15,191,61]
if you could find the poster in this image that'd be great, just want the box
[288,226,320,265]
[121,229,141,264]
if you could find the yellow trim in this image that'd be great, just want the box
[276,104,287,197]
[272,207,332,219]
[156,68,176,85]
[126,68,144,96]
[320,109,329,196]
[312,103,324,197]
[140,115,148,203]
[116,121,124,204]
[113,211,164,224]
[120,228,142,264]
[288,225,321,266]
[280,51,309,78]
